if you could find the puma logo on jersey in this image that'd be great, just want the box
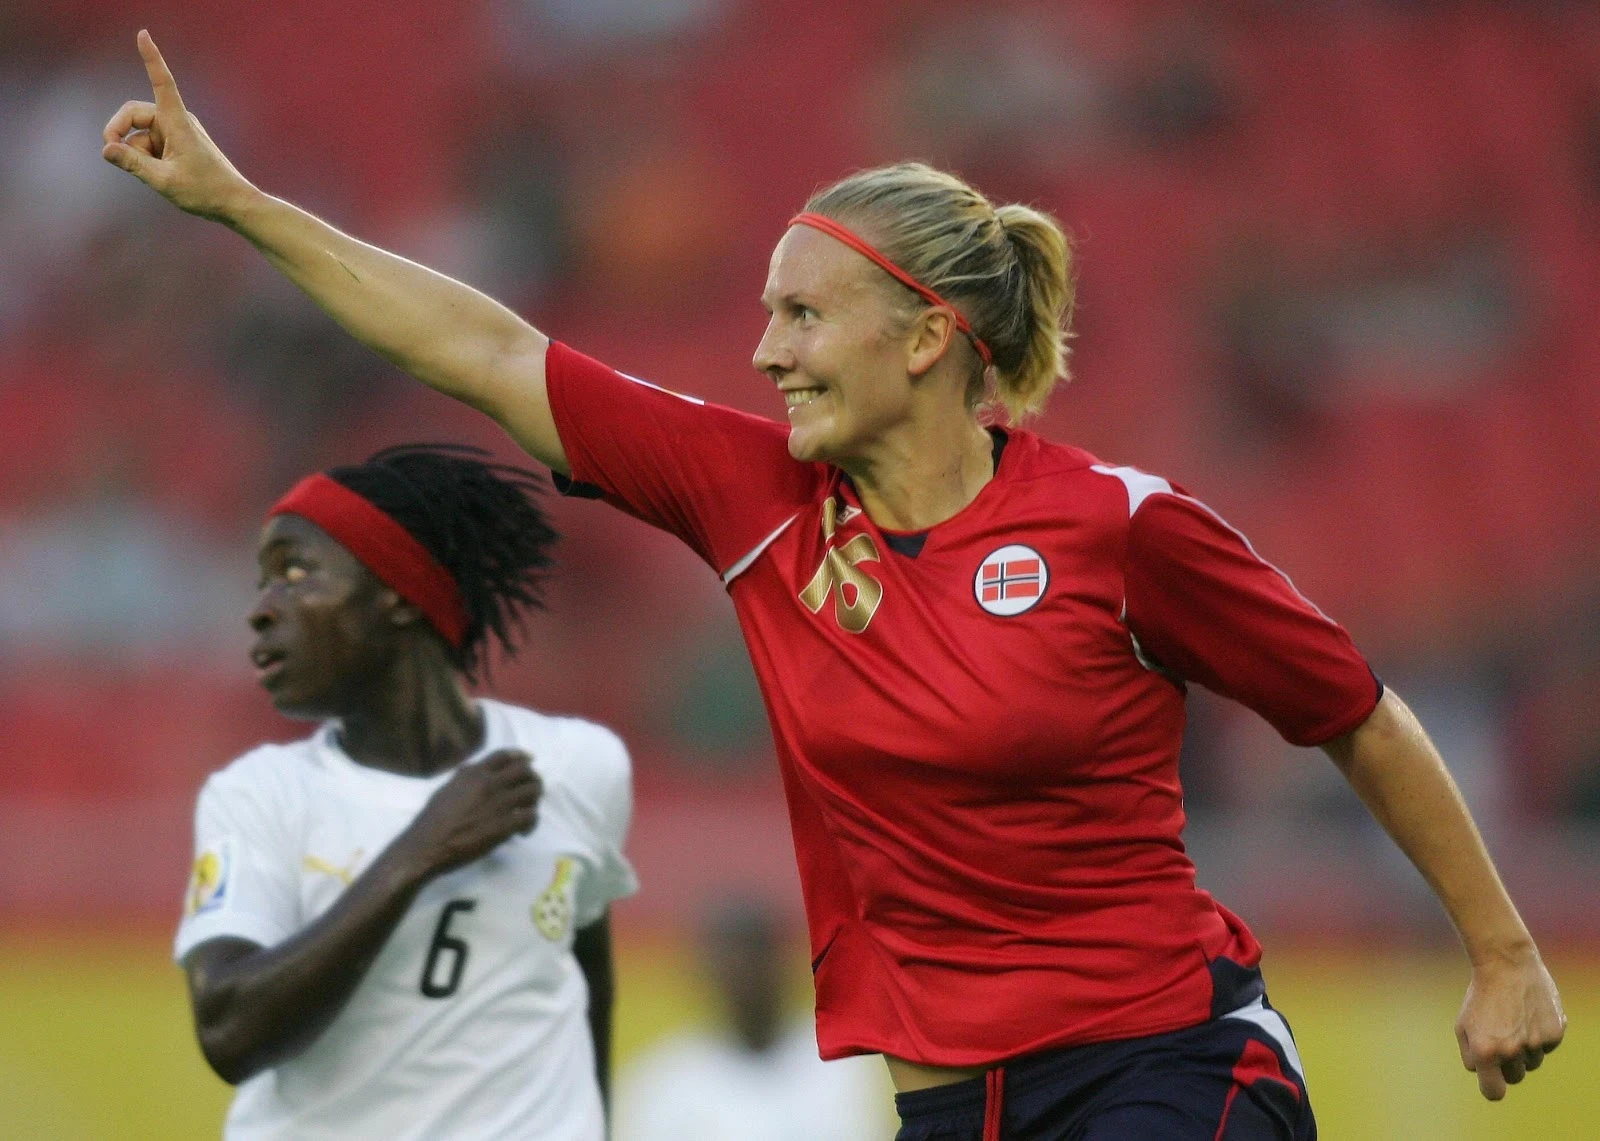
[302,849,364,885]
[800,497,883,634]
[532,857,577,941]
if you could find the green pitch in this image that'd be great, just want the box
[0,930,1591,1139]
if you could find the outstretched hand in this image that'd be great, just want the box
[102,30,254,221]
[1456,951,1566,1100]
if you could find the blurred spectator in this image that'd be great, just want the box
[524,0,724,52]
[487,0,727,75]
[878,6,1114,176]
[615,896,890,1141]
[0,485,246,664]
[655,616,769,769]
[1505,589,1600,824]
[1114,12,1238,150]
[0,52,147,334]
[1211,214,1523,448]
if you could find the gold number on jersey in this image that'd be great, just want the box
[799,497,883,634]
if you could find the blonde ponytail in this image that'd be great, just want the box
[992,203,1073,421]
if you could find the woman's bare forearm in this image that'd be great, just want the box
[222,190,564,466]
[1322,688,1532,964]
[185,834,444,1083]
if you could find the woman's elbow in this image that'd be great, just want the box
[193,1006,264,1085]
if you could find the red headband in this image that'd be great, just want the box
[789,212,993,367]
[267,473,469,649]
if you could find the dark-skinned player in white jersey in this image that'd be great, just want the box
[108,31,1563,1140]
[176,444,635,1140]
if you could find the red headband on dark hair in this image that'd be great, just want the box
[789,212,993,367]
[267,473,469,649]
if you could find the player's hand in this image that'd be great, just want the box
[1455,949,1566,1100]
[398,750,543,878]
[102,30,255,221]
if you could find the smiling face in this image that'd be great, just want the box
[249,514,409,719]
[752,224,923,466]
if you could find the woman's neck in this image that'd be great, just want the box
[842,416,996,532]
[337,656,484,778]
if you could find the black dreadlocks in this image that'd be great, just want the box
[326,443,558,680]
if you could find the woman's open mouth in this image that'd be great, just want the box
[250,647,289,685]
[782,386,828,414]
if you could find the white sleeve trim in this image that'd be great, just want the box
[174,910,292,963]
[619,372,705,405]
[720,513,798,585]
[1090,463,1173,515]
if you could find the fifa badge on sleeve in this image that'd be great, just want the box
[186,838,235,916]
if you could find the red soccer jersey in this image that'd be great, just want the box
[546,342,1380,1066]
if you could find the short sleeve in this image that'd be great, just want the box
[545,341,823,576]
[568,726,638,929]
[1120,484,1381,747]
[173,759,303,962]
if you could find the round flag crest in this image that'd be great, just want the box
[974,544,1049,616]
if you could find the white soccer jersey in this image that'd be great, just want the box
[175,698,637,1141]
[615,1022,894,1141]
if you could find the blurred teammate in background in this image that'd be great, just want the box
[173,443,636,1140]
[615,896,890,1141]
[110,31,1564,1141]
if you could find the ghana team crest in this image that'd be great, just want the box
[532,856,577,941]
[975,544,1049,616]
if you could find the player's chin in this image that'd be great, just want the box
[260,675,334,721]
[784,412,840,464]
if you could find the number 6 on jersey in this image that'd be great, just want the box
[420,898,476,998]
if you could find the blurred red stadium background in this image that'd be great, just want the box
[3,1,1599,1136]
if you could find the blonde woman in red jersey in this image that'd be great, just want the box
[105,31,1564,1141]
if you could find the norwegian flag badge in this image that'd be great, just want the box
[974,544,1049,616]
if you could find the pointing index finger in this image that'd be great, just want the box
[137,29,187,114]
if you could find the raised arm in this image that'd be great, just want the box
[185,751,540,1083]
[1321,688,1566,1101]
[102,31,566,472]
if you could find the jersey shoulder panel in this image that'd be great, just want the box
[1079,456,1202,551]
[199,738,320,819]
[1087,461,1179,517]
[1008,431,1101,477]
[487,702,632,828]
[999,436,1163,549]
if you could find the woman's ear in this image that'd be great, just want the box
[906,307,957,378]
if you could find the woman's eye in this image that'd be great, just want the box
[284,565,309,584]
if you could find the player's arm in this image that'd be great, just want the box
[1123,489,1567,1102]
[101,32,565,472]
[184,751,541,1083]
[1321,690,1566,1101]
[573,909,617,1120]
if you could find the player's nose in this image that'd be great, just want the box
[751,317,793,381]
[248,590,280,633]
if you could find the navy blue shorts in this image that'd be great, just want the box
[893,998,1315,1141]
